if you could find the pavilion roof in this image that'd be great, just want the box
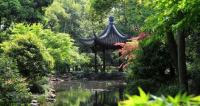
[81,16,130,49]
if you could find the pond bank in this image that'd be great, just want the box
[53,71,127,80]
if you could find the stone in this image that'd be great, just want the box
[31,100,38,103]
[50,89,56,93]
[46,98,56,102]
[49,93,56,98]
[51,78,58,81]
[30,103,39,106]
[31,100,39,106]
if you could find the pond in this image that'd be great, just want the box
[47,80,126,106]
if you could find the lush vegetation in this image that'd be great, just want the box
[0,56,31,105]
[119,88,200,106]
[0,0,200,105]
[0,0,89,104]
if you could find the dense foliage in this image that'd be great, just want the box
[1,0,200,105]
[119,88,200,106]
[143,0,200,91]
[45,0,97,37]
[0,0,89,103]
[10,24,89,72]
[0,0,53,30]
[1,34,54,79]
[0,56,31,104]
[129,35,173,81]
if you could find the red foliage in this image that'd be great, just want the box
[131,32,149,40]
[115,32,148,69]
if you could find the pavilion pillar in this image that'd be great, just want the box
[119,52,123,72]
[94,49,98,73]
[103,48,106,72]
[119,86,124,100]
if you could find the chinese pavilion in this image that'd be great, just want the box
[81,16,130,72]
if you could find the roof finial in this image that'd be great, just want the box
[109,16,114,24]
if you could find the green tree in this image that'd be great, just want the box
[45,0,83,35]
[45,0,69,31]
[144,0,200,91]
[90,0,151,34]
[45,0,108,39]
[0,0,53,30]
[1,33,54,80]
[10,23,89,73]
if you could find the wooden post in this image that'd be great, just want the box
[119,87,124,100]
[103,48,106,72]
[95,91,98,105]
[119,52,123,72]
[94,49,98,73]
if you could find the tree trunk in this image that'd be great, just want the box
[165,28,178,73]
[177,29,188,91]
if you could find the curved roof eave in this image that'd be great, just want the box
[96,23,129,41]
[79,38,95,46]
[112,24,129,38]
[98,24,112,39]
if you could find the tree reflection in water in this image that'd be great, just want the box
[51,80,125,106]
[55,87,91,106]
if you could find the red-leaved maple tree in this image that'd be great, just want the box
[114,32,148,69]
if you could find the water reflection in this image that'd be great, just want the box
[52,80,126,106]
[55,88,91,106]
[90,89,123,106]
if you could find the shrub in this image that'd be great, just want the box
[0,32,9,43]
[0,56,31,104]
[29,77,49,94]
[11,23,90,73]
[126,79,157,95]
[128,35,174,83]
[156,84,181,96]
[37,95,47,105]
[188,70,200,94]
[1,34,54,80]
[119,88,200,106]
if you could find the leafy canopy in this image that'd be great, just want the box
[1,33,54,79]
[144,0,200,32]
[11,23,89,66]
[0,0,53,29]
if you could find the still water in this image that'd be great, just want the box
[51,80,126,106]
